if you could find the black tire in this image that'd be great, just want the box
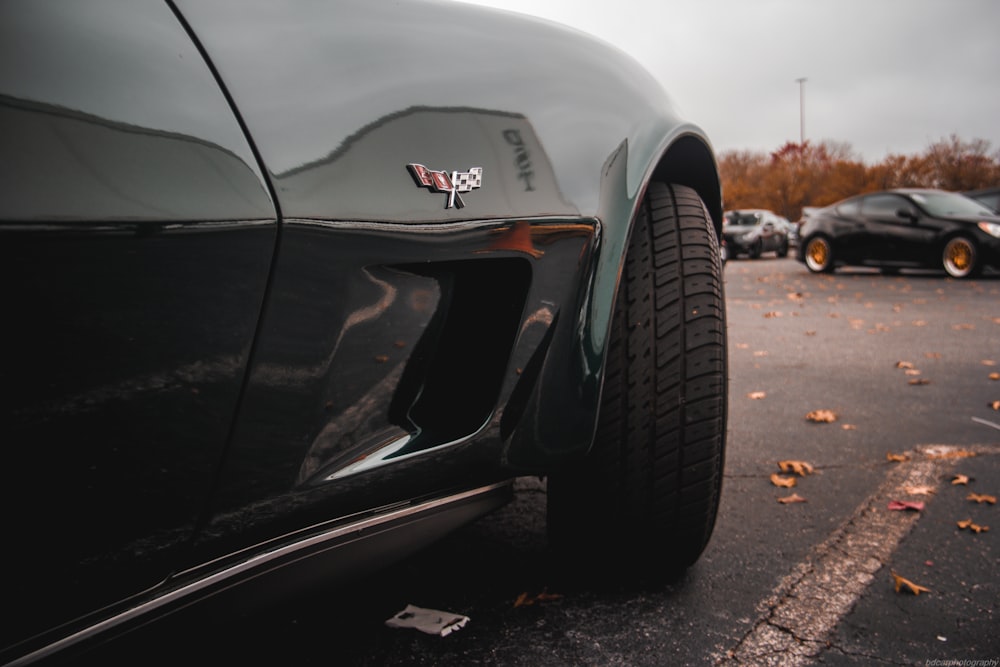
[748,239,762,259]
[942,236,980,279]
[777,239,789,258]
[803,235,835,273]
[547,183,727,580]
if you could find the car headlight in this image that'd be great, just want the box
[978,221,1000,238]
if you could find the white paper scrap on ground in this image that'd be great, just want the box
[385,604,470,637]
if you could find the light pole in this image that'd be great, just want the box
[795,77,807,144]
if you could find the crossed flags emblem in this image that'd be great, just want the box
[408,164,483,209]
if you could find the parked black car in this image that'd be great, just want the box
[722,209,790,259]
[0,0,727,663]
[797,189,1000,278]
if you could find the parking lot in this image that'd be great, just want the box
[96,256,999,666]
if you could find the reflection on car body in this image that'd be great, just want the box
[797,189,1000,278]
[0,0,728,663]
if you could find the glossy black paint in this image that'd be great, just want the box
[1,0,276,657]
[0,0,722,661]
[796,189,1000,273]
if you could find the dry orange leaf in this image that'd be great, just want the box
[967,493,997,505]
[842,424,857,430]
[886,452,909,462]
[957,519,989,534]
[908,378,931,385]
[927,449,977,460]
[748,391,767,400]
[952,474,970,485]
[777,493,807,504]
[903,485,935,496]
[895,361,915,369]
[989,373,1000,381]
[374,354,390,363]
[888,500,925,512]
[991,400,1000,411]
[891,571,930,595]
[778,460,815,476]
[806,409,837,423]
[983,360,997,366]
[514,589,563,607]
[770,473,797,488]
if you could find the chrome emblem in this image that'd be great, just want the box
[407,164,482,209]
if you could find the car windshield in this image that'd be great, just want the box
[909,192,995,218]
[726,213,760,226]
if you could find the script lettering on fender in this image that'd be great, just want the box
[502,129,536,192]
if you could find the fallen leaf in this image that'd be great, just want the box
[886,452,909,462]
[763,311,782,318]
[957,519,990,534]
[806,409,837,423]
[967,493,997,505]
[748,391,767,400]
[778,460,815,476]
[888,500,925,512]
[895,361,915,369]
[924,352,942,359]
[904,369,922,376]
[953,323,975,331]
[926,449,977,460]
[514,589,563,607]
[891,571,930,595]
[842,424,857,430]
[903,485,935,496]
[777,493,807,504]
[982,360,997,366]
[736,343,750,349]
[374,354,390,363]
[991,400,1000,411]
[908,378,931,385]
[770,473,797,488]
[989,373,1000,381]
[951,474,970,485]
[805,330,817,336]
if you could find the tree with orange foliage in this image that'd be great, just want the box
[718,135,1000,222]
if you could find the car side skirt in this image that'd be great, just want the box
[3,481,513,666]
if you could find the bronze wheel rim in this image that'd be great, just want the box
[806,239,828,270]
[944,239,974,277]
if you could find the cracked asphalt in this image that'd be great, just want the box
[90,257,999,666]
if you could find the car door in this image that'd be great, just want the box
[857,193,908,263]
[882,198,941,265]
[0,0,277,651]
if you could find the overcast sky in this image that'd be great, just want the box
[458,0,1000,164]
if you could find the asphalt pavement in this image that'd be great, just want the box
[89,256,1000,666]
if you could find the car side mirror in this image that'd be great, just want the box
[896,209,917,222]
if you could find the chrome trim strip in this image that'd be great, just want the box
[7,481,512,666]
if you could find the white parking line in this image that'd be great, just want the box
[715,445,994,666]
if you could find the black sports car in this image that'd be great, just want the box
[0,1,727,662]
[797,189,1000,278]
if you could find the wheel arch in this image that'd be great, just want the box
[651,134,724,239]
[502,130,723,472]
